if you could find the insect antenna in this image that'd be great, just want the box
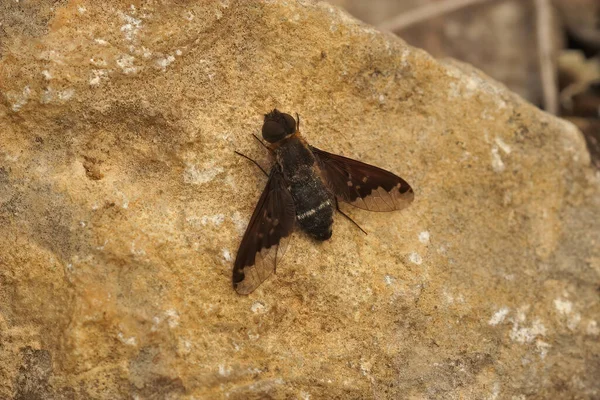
[295,113,300,131]
[252,134,273,153]
[234,151,269,177]
[335,199,367,235]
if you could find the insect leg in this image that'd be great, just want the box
[234,151,269,177]
[335,198,367,235]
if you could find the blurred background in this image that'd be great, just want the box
[328,0,600,168]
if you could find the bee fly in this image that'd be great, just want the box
[232,109,414,294]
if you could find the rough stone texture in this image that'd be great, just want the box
[0,1,599,399]
[330,0,561,107]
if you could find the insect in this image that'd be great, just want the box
[232,109,414,294]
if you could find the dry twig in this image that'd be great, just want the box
[535,0,559,114]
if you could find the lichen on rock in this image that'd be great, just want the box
[0,1,599,399]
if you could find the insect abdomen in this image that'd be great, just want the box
[290,177,334,241]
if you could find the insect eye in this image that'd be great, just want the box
[262,121,286,143]
[283,114,296,133]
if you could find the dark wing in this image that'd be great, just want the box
[232,166,296,295]
[311,146,414,212]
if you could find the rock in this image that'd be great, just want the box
[0,1,599,398]
[329,0,564,107]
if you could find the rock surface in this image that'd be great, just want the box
[0,1,599,399]
[329,0,561,106]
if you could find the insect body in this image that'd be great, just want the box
[275,132,334,241]
[233,109,414,294]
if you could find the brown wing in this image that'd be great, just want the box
[232,166,295,295]
[311,146,414,212]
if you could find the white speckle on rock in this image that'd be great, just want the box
[251,301,266,313]
[140,47,152,58]
[39,49,64,64]
[156,55,175,70]
[443,290,454,304]
[165,309,180,328]
[494,137,512,154]
[9,86,31,112]
[200,214,225,226]
[175,49,182,56]
[222,248,232,262]
[151,316,161,332]
[178,338,192,354]
[553,298,582,330]
[488,307,510,326]
[384,275,395,285]
[515,306,528,323]
[94,38,108,45]
[408,252,422,265]
[491,146,505,173]
[183,163,224,184]
[231,211,248,234]
[536,339,551,359]
[89,69,108,87]
[586,320,599,336]
[510,318,546,343]
[554,298,572,315]
[116,54,138,74]
[488,381,500,400]
[567,313,581,331]
[77,5,86,14]
[218,364,232,377]
[130,240,146,256]
[184,11,194,21]
[418,231,430,244]
[40,88,53,104]
[90,57,107,67]
[120,12,142,42]
[300,391,311,400]
[117,332,137,346]
[41,70,52,80]
[58,88,75,101]
[117,191,129,209]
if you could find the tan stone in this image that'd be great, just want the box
[0,1,599,398]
